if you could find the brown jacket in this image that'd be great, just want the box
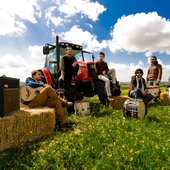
[147,63,162,81]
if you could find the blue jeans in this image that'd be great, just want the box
[148,80,159,85]
[130,90,153,103]
[143,93,153,103]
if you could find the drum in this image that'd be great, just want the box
[123,98,147,118]
[147,85,160,97]
[168,87,170,99]
[74,101,90,116]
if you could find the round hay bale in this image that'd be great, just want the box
[160,92,170,105]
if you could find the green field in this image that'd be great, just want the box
[0,85,170,170]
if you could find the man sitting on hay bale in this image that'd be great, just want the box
[128,68,153,104]
[21,69,75,131]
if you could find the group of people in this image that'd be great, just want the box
[129,56,162,104]
[94,53,162,104]
[21,45,162,131]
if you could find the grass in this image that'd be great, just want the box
[0,85,170,169]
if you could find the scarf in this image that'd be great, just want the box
[136,76,144,90]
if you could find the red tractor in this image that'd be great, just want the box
[41,36,120,104]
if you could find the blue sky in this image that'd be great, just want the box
[0,0,170,82]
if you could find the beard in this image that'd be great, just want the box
[152,60,158,65]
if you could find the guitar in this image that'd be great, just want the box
[20,86,44,101]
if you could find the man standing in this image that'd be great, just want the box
[94,52,116,97]
[59,46,79,87]
[21,69,75,131]
[147,56,162,85]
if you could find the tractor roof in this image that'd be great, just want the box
[59,42,82,50]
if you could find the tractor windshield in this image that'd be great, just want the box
[75,51,95,62]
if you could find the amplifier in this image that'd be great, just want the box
[0,76,20,117]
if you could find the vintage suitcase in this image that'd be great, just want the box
[0,76,20,117]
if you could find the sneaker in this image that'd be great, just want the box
[108,96,114,100]
[62,101,73,107]
[59,122,76,131]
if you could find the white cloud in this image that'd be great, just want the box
[60,25,108,51]
[0,54,28,79]
[0,0,41,36]
[162,64,170,82]
[53,0,106,22]
[108,59,170,82]
[28,45,44,59]
[0,11,27,36]
[0,45,45,81]
[0,54,27,68]
[109,12,170,55]
[45,6,66,27]
[108,60,146,82]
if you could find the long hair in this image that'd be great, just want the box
[134,68,143,75]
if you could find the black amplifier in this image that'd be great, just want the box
[0,76,20,117]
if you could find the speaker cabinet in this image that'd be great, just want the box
[0,77,20,117]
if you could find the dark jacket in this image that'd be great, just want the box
[95,61,109,75]
[128,76,147,96]
[60,55,79,78]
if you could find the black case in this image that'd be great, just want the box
[0,76,20,117]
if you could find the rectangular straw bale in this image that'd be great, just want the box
[109,96,129,110]
[0,107,55,152]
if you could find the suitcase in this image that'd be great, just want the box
[0,76,20,117]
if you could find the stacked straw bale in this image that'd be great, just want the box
[109,96,129,110]
[160,92,170,105]
[0,106,55,152]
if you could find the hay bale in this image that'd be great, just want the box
[109,96,129,110]
[160,92,170,105]
[0,107,55,152]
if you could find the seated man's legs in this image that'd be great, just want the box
[28,86,56,108]
[98,75,112,97]
[46,99,68,126]
[107,68,116,83]
[143,94,153,103]
[28,86,68,126]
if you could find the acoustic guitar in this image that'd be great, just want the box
[20,86,44,101]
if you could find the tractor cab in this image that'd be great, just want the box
[43,43,96,84]
[42,36,97,101]
[43,40,83,85]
